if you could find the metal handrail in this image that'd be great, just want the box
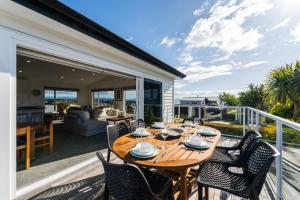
[173,104,300,200]
[174,104,300,131]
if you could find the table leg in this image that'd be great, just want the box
[180,168,188,200]
[30,130,36,160]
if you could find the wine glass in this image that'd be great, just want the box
[161,128,169,149]
[138,123,145,141]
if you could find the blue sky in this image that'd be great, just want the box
[60,0,300,99]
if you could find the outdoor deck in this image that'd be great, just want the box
[21,136,280,200]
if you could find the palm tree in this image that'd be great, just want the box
[291,61,300,96]
[266,62,300,119]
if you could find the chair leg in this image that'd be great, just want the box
[107,150,111,162]
[104,184,109,200]
[205,187,209,200]
[198,184,203,200]
[168,185,174,200]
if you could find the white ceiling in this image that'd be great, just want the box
[17,55,125,86]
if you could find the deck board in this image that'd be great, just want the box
[22,136,277,200]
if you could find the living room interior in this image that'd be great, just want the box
[16,53,137,189]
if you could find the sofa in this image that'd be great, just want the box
[64,110,107,136]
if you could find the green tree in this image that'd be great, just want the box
[239,84,267,110]
[266,62,300,119]
[219,92,239,106]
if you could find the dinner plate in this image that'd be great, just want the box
[131,130,150,137]
[151,124,165,129]
[181,124,197,128]
[165,128,184,137]
[198,129,217,136]
[184,140,210,150]
[130,146,159,158]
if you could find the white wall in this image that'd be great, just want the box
[163,80,174,123]
[17,79,90,107]
[0,1,179,199]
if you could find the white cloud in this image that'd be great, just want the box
[184,0,273,55]
[193,8,205,16]
[177,62,233,81]
[210,54,231,63]
[126,36,134,42]
[160,36,176,47]
[291,22,300,42]
[174,81,188,89]
[267,18,291,32]
[179,52,193,63]
[242,60,269,68]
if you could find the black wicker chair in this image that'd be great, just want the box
[197,141,279,200]
[96,151,173,200]
[130,119,145,132]
[106,122,129,162]
[210,130,261,163]
[183,118,194,124]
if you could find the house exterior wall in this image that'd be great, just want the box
[0,1,179,199]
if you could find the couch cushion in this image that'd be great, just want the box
[78,120,107,131]
[69,110,90,122]
[92,108,103,119]
[107,109,118,116]
[79,111,90,122]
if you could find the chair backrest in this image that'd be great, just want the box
[130,120,138,132]
[106,122,130,150]
[238,130,261,154]
[96,151,153,200]
[183,118,194,124]
[130,119,145,132]
[31,112,44,123]
[17,113,29,124]
[243,141,279,196]
[17,126,29,137]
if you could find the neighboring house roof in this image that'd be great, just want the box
[12,0,186,79]
[182,97,205,101]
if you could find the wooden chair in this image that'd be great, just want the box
[17,126,30,169]
[35,121,53,154]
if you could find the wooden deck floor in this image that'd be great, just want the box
[22,137,277,200]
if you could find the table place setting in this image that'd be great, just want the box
[183,120,197,128]
[130,142,159,159]
[151,122,165,129]
[183,135,210,150]
[130,127,150,137]
[197,127,218,137]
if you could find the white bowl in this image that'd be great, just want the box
[136,142,153,154]
[188,135,202,145]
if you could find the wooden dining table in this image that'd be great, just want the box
[17,122,44,160]
[112,124,221,200]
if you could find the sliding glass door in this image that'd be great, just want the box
[144,79,162,124]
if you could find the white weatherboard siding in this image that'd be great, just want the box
[163,80,174,123]
[0,1,180,199]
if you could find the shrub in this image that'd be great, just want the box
[204,121,243,136]
[270,103,293,119]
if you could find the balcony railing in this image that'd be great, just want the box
[174,104,300,200]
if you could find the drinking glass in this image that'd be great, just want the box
[161,128,169,149]
[138,123,145,141]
